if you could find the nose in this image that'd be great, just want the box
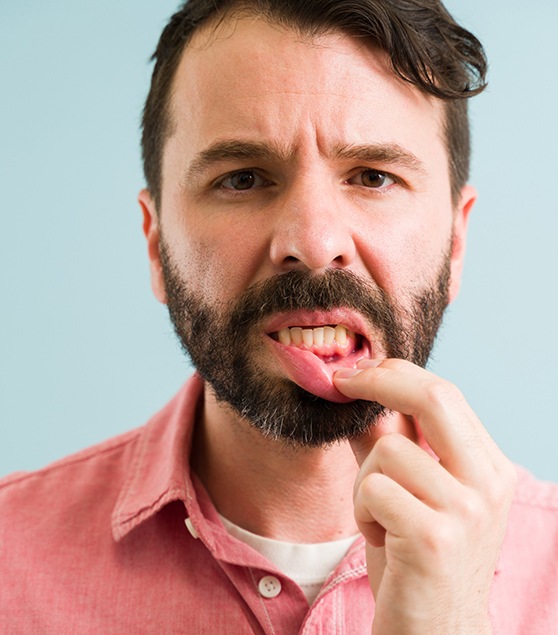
[269,179,357,272]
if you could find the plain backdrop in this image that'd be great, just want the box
[1,1,557,480]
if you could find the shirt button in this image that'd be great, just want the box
[184,517,199,539]
[258,575,282,598]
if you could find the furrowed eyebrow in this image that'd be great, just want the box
[183,139,426,186]
[332,143,426,175]
[184,140,291,183]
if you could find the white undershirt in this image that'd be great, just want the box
[219,514,359,604]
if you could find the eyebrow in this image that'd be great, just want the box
[184,138,426,184]
[331,142,426,175]
[184,140,292,183]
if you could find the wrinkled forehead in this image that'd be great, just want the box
[169,13,444,132]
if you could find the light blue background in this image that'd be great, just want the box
[1,1,557,480]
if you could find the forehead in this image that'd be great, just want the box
[164,16,447,179]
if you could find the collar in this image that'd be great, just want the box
[111,374,204,542]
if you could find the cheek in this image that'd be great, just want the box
[179,223,268,303]
[354,209,453,295]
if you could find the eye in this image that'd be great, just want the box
[350,169,395,189]
[219,169,266,191]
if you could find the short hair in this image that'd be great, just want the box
[141,0,487,209]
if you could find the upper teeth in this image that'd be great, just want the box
[277,325,352,347]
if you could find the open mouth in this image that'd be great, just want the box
[265,313,373,403]
[269,324,365,363]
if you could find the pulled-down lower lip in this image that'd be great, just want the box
[265,322,372,403]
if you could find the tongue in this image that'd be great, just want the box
[269,339,371,403]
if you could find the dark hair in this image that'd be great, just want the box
[141,0,487,208]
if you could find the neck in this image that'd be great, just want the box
[191,389,362,543]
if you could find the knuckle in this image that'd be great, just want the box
[456,491,484,522]
[420,518,456,558]
[423,379,463,410]
[354,473,383,519]
[373,432,405,459]
[485,463,517,507]
[359,472,383,500]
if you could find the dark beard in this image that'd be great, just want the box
[160,240,450,447]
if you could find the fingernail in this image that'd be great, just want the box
[334,368,363,379]
[357,358,383,369]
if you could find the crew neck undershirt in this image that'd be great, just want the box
[219,514,360,604]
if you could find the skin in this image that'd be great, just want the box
[139,16,516,634]
[335,359,515,634]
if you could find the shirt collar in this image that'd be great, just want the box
[111,374,204,542]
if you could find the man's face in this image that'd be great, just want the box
[141,17,474,445]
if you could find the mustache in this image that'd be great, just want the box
[228,269,401,333]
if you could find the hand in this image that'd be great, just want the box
[334,359,516,635]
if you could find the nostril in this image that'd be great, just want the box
[269,220,356,272]
[279,253,349,271]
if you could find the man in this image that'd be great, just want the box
[1,0,557,633]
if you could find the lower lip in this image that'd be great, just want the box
[266,336,372,403]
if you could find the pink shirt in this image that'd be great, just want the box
[1,375,557,634]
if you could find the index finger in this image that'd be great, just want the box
[334,359,499,482]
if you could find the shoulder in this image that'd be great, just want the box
[0,425,149,607]
[0,376,201,552]
[0,427,141,489]
[0,428,142,528]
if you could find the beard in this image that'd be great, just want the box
[160,239,451,448]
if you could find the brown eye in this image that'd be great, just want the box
[360,169,393,188]
[222,170,264,190]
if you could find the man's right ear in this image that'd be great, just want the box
[138,188,167,304]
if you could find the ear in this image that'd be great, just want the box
[448,184,476,303]
[138,188,167,304]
